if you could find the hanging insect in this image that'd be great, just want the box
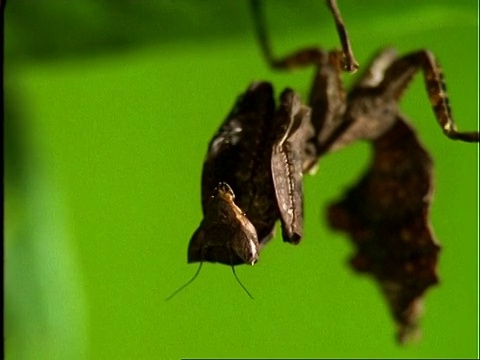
[188,0,358,267]
[248,0,478,343]
[178,0,479,344]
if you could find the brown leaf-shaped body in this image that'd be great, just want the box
[201,82,279,245]
[327,118,440,343]
[189,82,311,265]
[272,89,314,243]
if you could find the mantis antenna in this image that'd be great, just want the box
[165,262,203,301]
[166,262,254,301]
[231,265,254,300]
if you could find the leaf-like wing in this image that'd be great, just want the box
[327,117,440,343]
[271,89,313,243]
[201,81,279,245]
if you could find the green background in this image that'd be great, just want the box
[5,1,478,358]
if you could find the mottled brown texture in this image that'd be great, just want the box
[189,83,311,265]
[189,183,260,265]
[248,1,479,341]
[190,82,277,265]
[328,118,440,343]
[186,0,479,344]
[272,89,314,243]
[200,82,278,247]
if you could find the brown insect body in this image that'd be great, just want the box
[189,82,310,265]
[188,182,260,265]
[184,0,479,343]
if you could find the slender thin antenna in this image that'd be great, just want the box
[231,265,254,300]
[165,262,203,301]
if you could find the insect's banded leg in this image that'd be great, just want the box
[380,50,480,142]
[325,0,358,72]
[250,0,358,72]
[261,46,329,71]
